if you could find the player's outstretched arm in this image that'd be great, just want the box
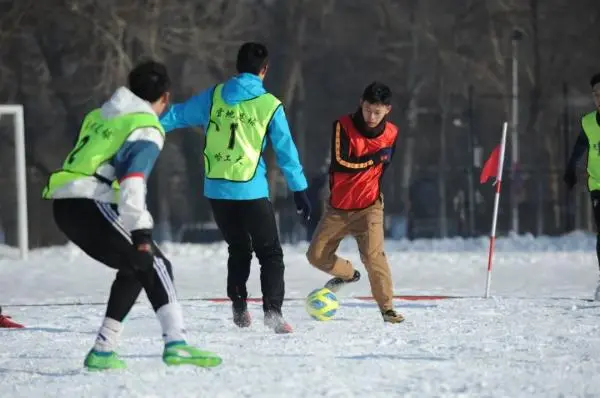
[159,86,215,133]
[268,106,308,192]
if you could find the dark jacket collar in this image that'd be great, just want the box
[351,108,386,138]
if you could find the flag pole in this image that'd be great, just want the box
[484,122,508,298]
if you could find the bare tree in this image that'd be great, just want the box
[1,0,599,246]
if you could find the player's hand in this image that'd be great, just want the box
[563,169,577,190]
[131,229,154,272]
[293,189,312,222]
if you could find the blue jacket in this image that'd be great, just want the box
[159,73,308,200]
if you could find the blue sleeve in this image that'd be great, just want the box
[159,86,215,133]
[112,140,161,181]
[267,105,308,192]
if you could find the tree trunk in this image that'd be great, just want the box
[266,0,308,203]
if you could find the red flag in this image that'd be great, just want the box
[480,145,500,184]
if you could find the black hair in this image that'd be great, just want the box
[361,82,392,105]
[591,73,600,88]
[128,60,170,102]
[236,42,269,75]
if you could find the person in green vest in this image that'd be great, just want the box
[42,61,221,370]
[564,72,600,300]
[160,42,312,334]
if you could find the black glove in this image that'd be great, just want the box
[130,229,154,272]
[563,169,577,190]
[293,190,312,222]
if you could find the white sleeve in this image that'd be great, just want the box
[114,127,164,233]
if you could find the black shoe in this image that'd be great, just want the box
[324,270,361,293]
[232,300,251,328]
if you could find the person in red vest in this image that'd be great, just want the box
[0,306,24,328]
[306,82,404,323]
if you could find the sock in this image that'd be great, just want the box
[156,302,186,344]
[92,317,123,353]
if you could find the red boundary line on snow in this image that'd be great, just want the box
[0,296,462,309]
[201,295,457,303]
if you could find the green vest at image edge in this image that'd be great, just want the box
[582,111,600,191]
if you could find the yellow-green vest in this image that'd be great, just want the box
[203,84,281,182]
[582,111,600,191]
[42,109,164,199]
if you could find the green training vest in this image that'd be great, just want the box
[582,111,600,191]
[204,83,281,182]
[42,109,164,199]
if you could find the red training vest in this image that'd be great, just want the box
[329,115,398,210]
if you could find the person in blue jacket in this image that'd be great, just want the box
[160,42,311,334]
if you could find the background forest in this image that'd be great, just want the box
[0,0,598,247]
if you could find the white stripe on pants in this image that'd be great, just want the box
[95,201,177,303]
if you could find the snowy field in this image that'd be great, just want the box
[2,231,600,397]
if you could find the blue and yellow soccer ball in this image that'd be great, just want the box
[305,288,339,321]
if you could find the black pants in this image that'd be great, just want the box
[592,191,600,272]
[53,198,177,322]
[209,198,284,314]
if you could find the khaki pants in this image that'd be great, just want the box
[306,199,393,312]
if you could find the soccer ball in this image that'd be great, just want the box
[305,288,339,321]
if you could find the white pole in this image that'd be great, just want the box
[0,105,28,260]
[14,106,28,260]
[484,122,508,298]
[511,31,522,235]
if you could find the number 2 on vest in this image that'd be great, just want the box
[228,123,238,150]
[67,135,91,164]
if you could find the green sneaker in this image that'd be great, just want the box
[84,349,126,371]
[162,341,222,368]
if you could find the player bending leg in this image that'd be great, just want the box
[41,61,221,370]
[306,82,404,323]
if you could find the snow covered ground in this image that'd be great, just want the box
[1,232,600,397]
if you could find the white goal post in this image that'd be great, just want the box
[0,105,28,260]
